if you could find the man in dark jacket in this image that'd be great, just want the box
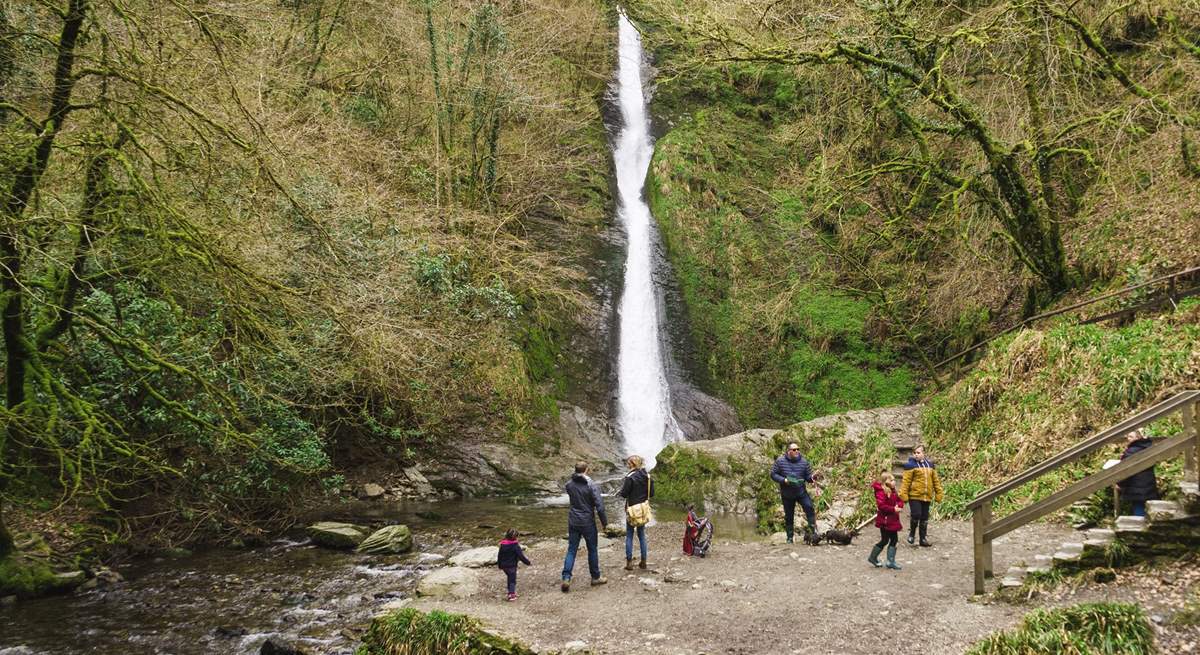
[770,442,819,543]
[1117,430,1158,517]
[561,461,608,592]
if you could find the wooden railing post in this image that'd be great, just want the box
[972,501,991,595]
[1186,400,1198,483]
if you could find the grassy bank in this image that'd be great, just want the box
[357,608,535,655]
[967,603,1154,655]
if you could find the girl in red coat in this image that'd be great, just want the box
[868,469,904,570]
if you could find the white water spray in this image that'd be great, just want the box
[613,12,681,468]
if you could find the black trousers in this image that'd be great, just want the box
[782,493,816,536]
[908,500,930,539]
[875,529,898,548]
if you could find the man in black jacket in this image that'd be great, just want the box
[561,461,608,592]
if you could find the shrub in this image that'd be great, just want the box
[966,603,1154,655]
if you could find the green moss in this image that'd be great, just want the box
[651,445,723,510]
[966,603,1154,655]
[0,556,62,599]
[357,608,535,655]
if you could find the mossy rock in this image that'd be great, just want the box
[357,525,413,555]
[358,608,536,655]
[308,522,368,549]
[0,555,83,599]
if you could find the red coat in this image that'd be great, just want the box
[873,482,904,532]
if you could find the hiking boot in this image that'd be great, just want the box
[867,544,883,568]
[638,558,647,570]
[885,545,902,570]
[906,533,915,546]
[919,539,933,548]
[590,576,608,586]
[625,559,634,571]
[786,535,794,544]
[561,579,570,593]
[507,593,517,602]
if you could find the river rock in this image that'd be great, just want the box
[671,385,743,441]
[358,483,386,499]
[416,566,480,598]
[448,546,497,568]
[403,467,436,496]
[307,522,368,549]
[563,641,590,654]
[259,638,309,655]
[356,525,413,554]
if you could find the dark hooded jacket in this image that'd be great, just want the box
[771,453,814,500]
[1117,438,1159,503]
[618,468,653,506]
[565,473,608,529]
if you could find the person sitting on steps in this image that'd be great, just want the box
[899,444,944,547]
[770,441,822,543]
[561,461,608,592]
[1117,429,1159,517]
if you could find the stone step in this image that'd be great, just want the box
[1115,515,1147,533]
[1146,500,1182,522]
[1180,481,1200,515]
[1083,528,1115,548]
[1052,542,1084,563]
[1026,554,1053,574]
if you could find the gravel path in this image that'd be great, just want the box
[414,519,1075,654]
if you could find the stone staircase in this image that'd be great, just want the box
[998,482,1200,590]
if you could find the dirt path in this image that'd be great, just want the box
[414,519,1074,654]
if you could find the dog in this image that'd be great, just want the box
[821,528,859,545]
[802,530,823,546]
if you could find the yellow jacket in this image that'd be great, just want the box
[899,460,944,503]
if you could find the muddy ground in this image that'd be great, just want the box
[415,520,1078,655]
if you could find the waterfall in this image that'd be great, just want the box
[613,12,681,468]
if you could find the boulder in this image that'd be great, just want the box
[448,546,498,568]
[416,567,480,598]
[356,525,413,554]
[358,483,386,499]
[307,522,368,549]
[403,467,435,496]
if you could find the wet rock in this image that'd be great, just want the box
[672,385,743,441]
[358,483,386,499]
[448,546,498,568]
[259,638,309,655]
[377,598,411,612]
[0,647,35,655]
[356,525,413,554]
[416,566,480,598]
[0,595,16,607]
[214,626,247,638]
[415,510,443,521]
[307,522,368,549]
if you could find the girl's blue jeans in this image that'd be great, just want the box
[625,522,647,560]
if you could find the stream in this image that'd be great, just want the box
[0,497,760,654]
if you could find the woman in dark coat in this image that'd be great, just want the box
[618,454,653,570]
[1117,429,1158,517]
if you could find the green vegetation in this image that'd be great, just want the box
[966,603,1154,655]
[357,608,535,655]
[629,0,1200,432]
[924,304,1200,515]
[0,0,614,557]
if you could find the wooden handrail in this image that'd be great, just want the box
[966,390,1200,510]
[936,265,1200,371]
[971,390,1200,594]
[982,431,1194,541]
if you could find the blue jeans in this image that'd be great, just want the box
[1131,500,1146,517]
[625,522,647,561]
[562,523,600,581]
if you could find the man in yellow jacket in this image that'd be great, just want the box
[899,445,944,547]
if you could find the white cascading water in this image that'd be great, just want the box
[613,12,681,468]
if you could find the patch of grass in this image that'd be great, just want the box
[967,603,1154,655]
[357,607,535,655]
[651,445,724,510]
